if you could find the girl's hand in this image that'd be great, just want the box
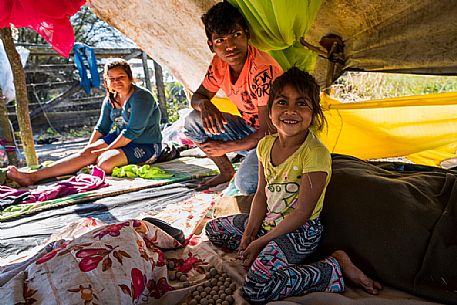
[241,239,265,268]
[239,233,253,254]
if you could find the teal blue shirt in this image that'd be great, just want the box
[95,85,162,144]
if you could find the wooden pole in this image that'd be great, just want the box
[0,88,18,165]
[141,51,152,90]
[153,59,168,123]
[0,27,38,166]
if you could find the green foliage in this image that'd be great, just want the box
[152,80,188,123]
[165,81,188,123]
[331,72,457,102]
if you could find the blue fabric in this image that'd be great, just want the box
[184,110,259,194]
[102,133,162,164]
[73,43,100,94]
[95,85,162,144]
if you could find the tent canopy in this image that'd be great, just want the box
[89,0,457,90]
[88,0,457,166]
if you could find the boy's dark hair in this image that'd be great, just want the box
[268,67,326,131]
[201,1,249,41]
[103,58,133,81]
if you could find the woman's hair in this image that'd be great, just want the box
[103,58,133,81]
[103,58,133,107]
[268,67,326,131]
[201,1,249,41]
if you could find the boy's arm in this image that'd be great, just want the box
[241,171,327,267]
[199,105,269,156]
[191,85,227,135]
[239,161,268,251]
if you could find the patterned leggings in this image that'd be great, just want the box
[205,214,345,303]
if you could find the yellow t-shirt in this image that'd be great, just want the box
[257,132,332,230]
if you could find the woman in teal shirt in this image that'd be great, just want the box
[8,59,162,186]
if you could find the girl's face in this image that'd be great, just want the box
[269,84,313,138]
[106,67,132,94]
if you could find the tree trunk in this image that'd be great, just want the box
[0,88,18,165]
[0,27,38,166]
[153,60,168,123]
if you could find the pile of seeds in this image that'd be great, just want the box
[181,267,236,305]
[167,260,190,287]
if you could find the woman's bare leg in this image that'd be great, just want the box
[96,149,129,174]
[332,250,383,295]
[7,140,108,186]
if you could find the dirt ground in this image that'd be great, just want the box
[35,137,88,162]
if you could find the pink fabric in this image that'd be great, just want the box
[0,185,28,198]
[24,167,108,203]
[0,0,86,57]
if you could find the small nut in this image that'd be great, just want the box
[200,299,209,305]
[189,300,197,305]
[167,261,175,269]
[209,268,218,276]
[226,295,234,304]
[204,287,211,293]
[224,288,233,295]
[179,274,187,282]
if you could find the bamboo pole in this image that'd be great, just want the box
[0,27,38,166]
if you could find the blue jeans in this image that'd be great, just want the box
[184,110,259,194]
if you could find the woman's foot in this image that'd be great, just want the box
[6,166,36,187]
[332,250,383,295]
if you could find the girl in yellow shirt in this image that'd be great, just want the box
[206,67,382,302]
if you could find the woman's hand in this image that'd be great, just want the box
[91,148,109,155]
[241,239,266,268]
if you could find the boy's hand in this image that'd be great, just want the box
[199,140,228,156]
[200,100,228,135]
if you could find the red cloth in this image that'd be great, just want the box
[0,0,86,57]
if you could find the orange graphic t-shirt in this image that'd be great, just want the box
[202,45,283,129]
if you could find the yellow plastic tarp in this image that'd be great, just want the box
[213,92,457,167]
[318,93,457,166]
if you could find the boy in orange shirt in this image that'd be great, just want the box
[184,1,283,193]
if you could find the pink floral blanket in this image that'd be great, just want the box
[0,193,222,305]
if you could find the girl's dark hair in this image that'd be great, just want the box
[268,67,326,131]
[201,1,249,41]
[103,58,133,107]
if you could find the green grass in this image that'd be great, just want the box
[331,72,457,102]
